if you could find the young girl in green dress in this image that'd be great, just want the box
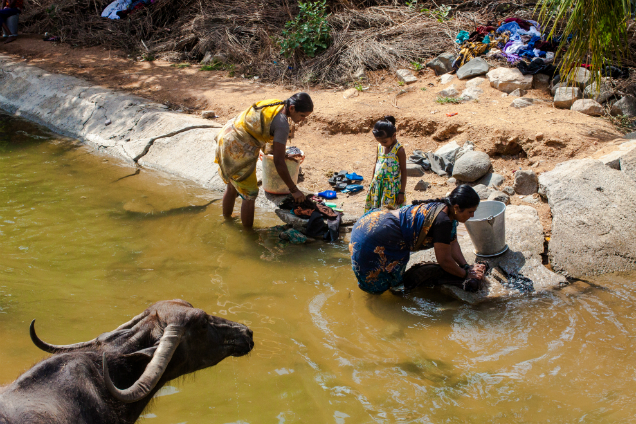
[364,116,407,213]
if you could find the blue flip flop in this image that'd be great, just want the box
[345,172,364,181]
[342,184,363,194]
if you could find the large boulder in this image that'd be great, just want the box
[488,190,510,204]
[620,148,636,182]
[406,163,425,177]
[486,67,533,93]
[460,87,483,101]
[426,52,456,76]
[452,151,491,182]
[538,159,636,277]
[472,184,493,199]
[554,87,582,109]
[571,99,603,116]
[611,95,636,117]
[513,170,538,195]
[457,57,490,80]
[434,140,460,164]
[594,140,636,169]
[584,81,613,103]
[466,77,487,88]
[407,205,567,304]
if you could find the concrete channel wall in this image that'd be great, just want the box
[0,55,227,192]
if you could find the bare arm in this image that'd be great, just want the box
[450,239,467,267]
[371,148,378,180]
[397,146,407,205]
[434,243,468,278]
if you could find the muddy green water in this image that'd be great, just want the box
[1,112,636,423]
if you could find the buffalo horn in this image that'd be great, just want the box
[103,323,184,403]
[30,319,97,353]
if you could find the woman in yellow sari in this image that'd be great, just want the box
[215,93,314,228]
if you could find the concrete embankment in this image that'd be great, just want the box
[0,55,228,193]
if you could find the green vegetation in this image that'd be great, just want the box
[605,113,636,132]
[141,53,155,62]
[436,96,463,104]
[398,81,405,86]
[406,1,452,22]
[354,78,365,92]
[200,60,235,76]
[411,61,424,71]
[279,0,331,58]
[171,63,191,69]
[537,0,631,89]
[421,87,427,91]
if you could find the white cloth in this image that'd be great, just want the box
[101,0,131,20]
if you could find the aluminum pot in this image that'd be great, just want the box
[464,200,508,257]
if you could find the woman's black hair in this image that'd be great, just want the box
[412,184,480,211]
[372,116,397,138]
[255,92,314,113]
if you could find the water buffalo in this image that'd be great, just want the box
[0,299,253,424]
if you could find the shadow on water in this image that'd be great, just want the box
[118,199,220,220]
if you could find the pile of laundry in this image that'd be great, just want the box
[278,195,342,242]
[453,17,557,69]
[327,170,364,194]
[285,146,305,163]
[101,0,154,20]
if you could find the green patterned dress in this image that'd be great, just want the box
[364,141,403,213]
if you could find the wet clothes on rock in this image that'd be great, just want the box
[279,195,341,241]
[349,202,458,294]
[364,141,404,213]
[214,99,288,200]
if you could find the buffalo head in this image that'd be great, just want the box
[30,300,253,403]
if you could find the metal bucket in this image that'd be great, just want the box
[465,200,508,257]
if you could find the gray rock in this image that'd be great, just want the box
[509,88,526,97]
[510,98,535,108]
[460,87,483,101]
[275,209,308,232]
[503,186,515,196]
[472,184,493,199]
[488,190,510,204]
[447,177,457,185]
[457,57,490,80]
[539,159,636,277]
[572,67,591,88]
[513,170,538,195]
[396,69,418,84]
[533,74,550,91]
[597,140,636,169]
[571,99,602,116]
[407,205,566,304]
[521,195,539,204]
[438,84,458,97]
[554,87,582,109]
[466,77,487,89]
[434,140,460,164]
[584,81,613,103]
[611,95,636,117]
[455,140,474,162]
[626,132,636,139]
[486,67,533,93]
[414,180,430,191]
[200,51,213,64]
[426,52,456,76]
[551,82,571,96]
[201,52,225,64]
[406,163,425,177]
[439,74,455,84]
[201,110,217,119]
[476,172,504,188]
[452,151,491,182]
[620,148,636,182]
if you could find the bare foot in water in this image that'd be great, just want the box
[3,36,17,44]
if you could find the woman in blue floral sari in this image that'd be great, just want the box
[349,185,486,294]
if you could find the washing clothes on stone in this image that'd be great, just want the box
[278,195,342,242]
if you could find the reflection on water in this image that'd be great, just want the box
[1,112,636,423]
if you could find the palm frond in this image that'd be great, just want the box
[536,0,631,90]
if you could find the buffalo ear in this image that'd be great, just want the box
[123,346,157,360]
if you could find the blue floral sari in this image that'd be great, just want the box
[349,203,457,294]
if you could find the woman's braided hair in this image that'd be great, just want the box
[412,184,480,211]
[254,92,314,113]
